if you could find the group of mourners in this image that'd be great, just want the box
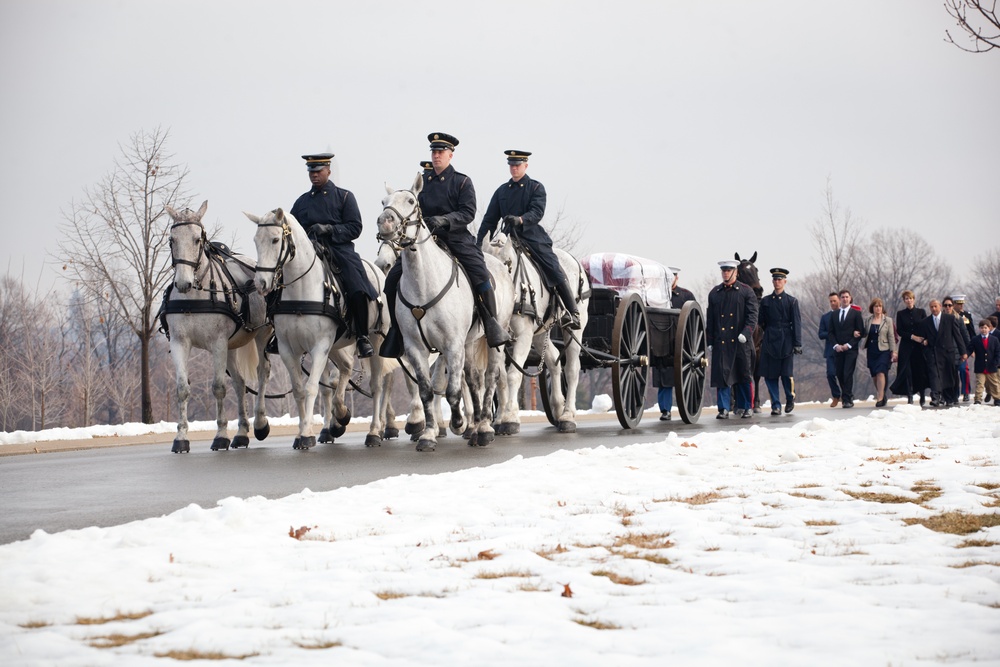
[290,132,583,361]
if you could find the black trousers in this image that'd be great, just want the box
[834,348,858,402]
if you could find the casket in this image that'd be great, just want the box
[580,253,673,309]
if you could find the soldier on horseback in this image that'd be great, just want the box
[380,132,511,357]
[291,153,377,358]
[476,149,581,330]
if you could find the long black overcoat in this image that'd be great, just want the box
[706,281,758,387]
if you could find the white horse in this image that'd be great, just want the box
[376,173,514,451]
[244,208,387,449]
[485,229,590,433]
[163,201,272,454]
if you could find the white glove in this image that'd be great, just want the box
[738,333,747,343]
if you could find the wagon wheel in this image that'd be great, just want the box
[611,293,649,429]
[673,300,707,424]
[538,358,567,427]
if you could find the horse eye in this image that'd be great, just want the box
[408,198,414,205]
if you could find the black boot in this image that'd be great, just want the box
[379,284,404,358]
[352,293,374,358]
[554,278,581,330]
[479,287,511,348]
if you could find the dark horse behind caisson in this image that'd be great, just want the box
[735,251,765,413]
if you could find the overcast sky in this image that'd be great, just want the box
[2,0,997,295]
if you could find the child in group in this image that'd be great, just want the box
[967,318,1000,405]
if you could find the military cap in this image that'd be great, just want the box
[420,161,433,171]
[504,149,531,164]
[770,267,789,279]
[668,266,681,274]
[302,153,334,172]
[428,132,459,151]
[718,260,738,270]
[951,294,967,303]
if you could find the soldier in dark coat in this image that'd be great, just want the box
[706,260,759,419]
[476,150,580,330]
[652,267,696,421]
[758,268,802,416]
[291,153,377,358]
[952,294,975,401]
[380,132,510,357]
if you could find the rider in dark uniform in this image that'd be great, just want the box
[476,150,581,330]
[380,132,511,358]
[758,268,802,415]
[290,153,377,358]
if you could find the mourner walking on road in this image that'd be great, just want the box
[912,298,967,407]
[831,289,865,408]
[707,260,758,419]
[758,268,801,416]
[381,132,511,357]
[966,318,1000,404]
[290,153,377,358]
[476,150,581,330]
[653,267,697,421]
[952,294,975,401]
[818,292,843,407]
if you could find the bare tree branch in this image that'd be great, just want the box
[945,0,1000,53]
[810,176,862,291]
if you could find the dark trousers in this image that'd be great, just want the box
[834,349,859,402]
[825,355,841,399]
[765,376,794,408]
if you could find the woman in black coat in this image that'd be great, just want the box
[889,290,929,404]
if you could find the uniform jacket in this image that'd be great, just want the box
[420,165,476,233]
[706,280,758,387]
[290,181,376,299]
[967,333,1000,374]
[861,315,898,353]
[759,291,802,360]
[476,174,547,245]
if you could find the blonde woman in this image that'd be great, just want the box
[862,297,898,407]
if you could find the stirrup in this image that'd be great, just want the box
[559,310,581,330]
[485,319,511,348]
[356,336,374,358]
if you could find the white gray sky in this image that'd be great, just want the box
[2,0,997,295]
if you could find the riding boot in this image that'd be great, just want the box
[351,293,374,359]
[379,284,404,358]
[554,278,581,330]
[478,286,511,348]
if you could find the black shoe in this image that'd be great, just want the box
[770,406,782,416]
[929,399,941,407]
[907,396,913,404]
[875,397,887,407]
[963,394,970,403]
[716,410,730,420]
[985,395,992,403]
[975,399,982,405]
[842,400,854,408]
[659,411,672,422]
[919,395,926,407]
[784,397,795,413]
[379,327,403,358]
[356,336,374,359]
[741,409,753,418]
[559,310,582,330]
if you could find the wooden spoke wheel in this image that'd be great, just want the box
[673,300,707,424]
[611,293,650,429]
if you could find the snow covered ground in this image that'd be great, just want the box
[2,404,999,665]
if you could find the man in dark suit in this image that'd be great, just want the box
[831,289,865,408]
[817,292,842,407]
[912,299,968,407]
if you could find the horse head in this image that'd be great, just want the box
[485,229,516,272]
[167,200,209,293]
[377,172,424,249]
[245,207,296,296]
[734,251,763,299]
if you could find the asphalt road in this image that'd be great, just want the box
[0,404,878,545]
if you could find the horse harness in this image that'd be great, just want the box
[158,221,262,341]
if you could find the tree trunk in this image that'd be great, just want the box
[141,332,153,424]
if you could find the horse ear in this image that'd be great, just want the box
[274,208,285,223]
[243,211,261,225]
[750,251,757,263]
[385,183,394,195]
[734,252,741,261]
[196,200,208,220]
[412,172,423,194]
[165,205,179,220]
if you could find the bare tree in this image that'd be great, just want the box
[851,228,953,315]
[545,206,587,256]
[965,247,1000,316]
[945,0,1000,53]
[810,177,863,291]
[57,127,190,423]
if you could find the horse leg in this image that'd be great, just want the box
[285,342,328,450]
[403,371,426,441]
[170,339,192,454]
[382,370,399,439]
[432,359,451,438]
[407,352,437,452]
[252,329,271,441]
[326,347,353,439]
[317,363,337,443]
[365,355,385,447]
[475,345,504,447]
[500,327,532,435]
[559,335,582,433]
[219,349,249,451]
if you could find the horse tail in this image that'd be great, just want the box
[234,342,259,387]
[470,335,489,371]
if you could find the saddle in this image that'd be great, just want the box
[505,235,562,325]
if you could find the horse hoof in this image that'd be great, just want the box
[210,437,231,451]
[416,440,436,452]
[439,426,448,438]
[171,439,190,454]
[467,432,479,447]
[410,431,420,442]
[231,435,250,449]
[328,422,347,439]
[337,409,352,427]
[461,426,473,439]
[495,423,509,436]
[503,422,520,435]
[476,431,494,447]
[318,428,333,444]
[557,421,577,433]
[364,434,382,448]
[383,426,399,439]
[253,421,270,441]
[293,436,316,450]
[405,421,425,436]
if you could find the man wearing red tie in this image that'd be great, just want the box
[967,319,1000,405]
